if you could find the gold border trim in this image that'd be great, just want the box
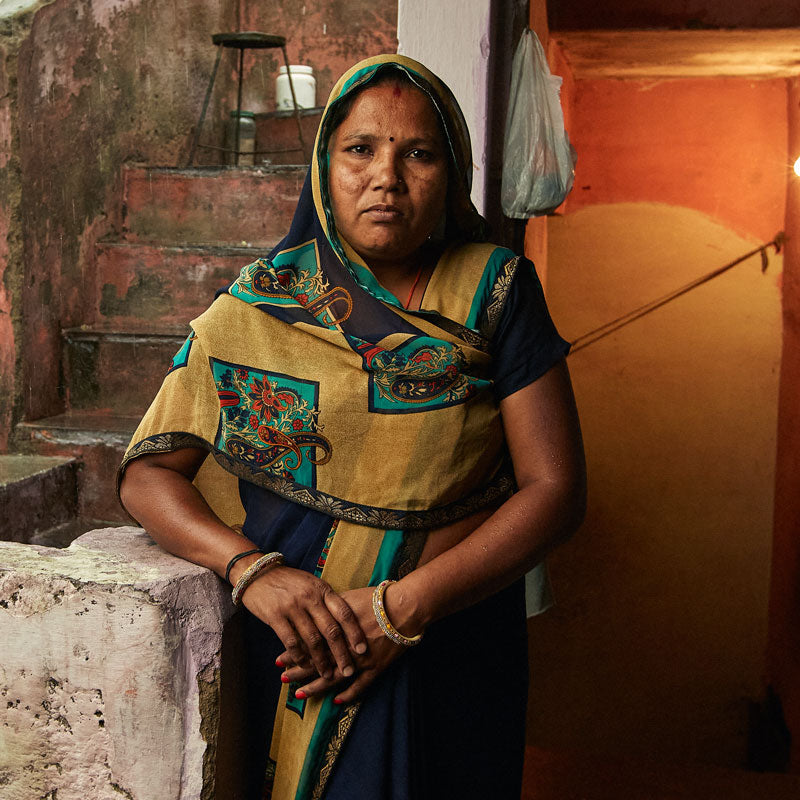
[119,433,515,531]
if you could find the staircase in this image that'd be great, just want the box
[10,112,320,540]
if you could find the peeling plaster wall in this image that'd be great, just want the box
[12,0,233,424]
[0,527,235,799]
[0,35,20,452]
[0,0,397,442]
[236,1,398,113]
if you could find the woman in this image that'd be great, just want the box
[119,54,585,799]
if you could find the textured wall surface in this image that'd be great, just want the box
[0,526,234,799]
[0,0,398,446]
[548,0,800,30]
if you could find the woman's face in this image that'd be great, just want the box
[327,82,448,274]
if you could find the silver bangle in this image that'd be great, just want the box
[371,579,423,647]
[231,551,284,605]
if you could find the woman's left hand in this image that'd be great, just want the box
[276,586,410,704]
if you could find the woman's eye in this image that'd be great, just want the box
[408,149,429,159]
[347,144,370,155]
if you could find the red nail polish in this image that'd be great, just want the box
[275,658,284,668]
[280,674,290,684]
[295,690,307,700]
[333,698,344,705]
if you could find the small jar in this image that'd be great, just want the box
[276,65,316,111]
[227,110,256,166]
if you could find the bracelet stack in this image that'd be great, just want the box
[224,548,263,584]
[371,579,423,647]
[231,551,284,605]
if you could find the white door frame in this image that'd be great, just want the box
[397,0,494,214]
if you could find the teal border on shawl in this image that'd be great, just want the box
[293,529,404,800]
[465,246,516,330]
[166,331,195,375]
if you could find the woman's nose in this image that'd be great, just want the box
[371,150,404,191]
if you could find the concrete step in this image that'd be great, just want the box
[522,746,800,800]
[62,324,186,416]
[253,107,322,166]
[0,455,79,543]
[121,164,305,246]
[95,241,264,327]
[15,411,140,522]
[27,517,128,549]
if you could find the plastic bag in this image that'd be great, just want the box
[501,29,576,218]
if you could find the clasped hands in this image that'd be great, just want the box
[239,565,410,705]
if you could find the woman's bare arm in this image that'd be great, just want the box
[119,450,367,678]
[384,359,586,633]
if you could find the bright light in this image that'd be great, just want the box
[795,156,800,177]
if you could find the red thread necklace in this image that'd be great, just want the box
[403,264,425,310]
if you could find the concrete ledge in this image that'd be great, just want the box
[0,455,78,543]
[0,526,235,800]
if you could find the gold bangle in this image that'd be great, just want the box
[371,579,423,647]
[231,551,284,605]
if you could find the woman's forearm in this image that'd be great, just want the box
[386,476,584,634]
[119,453,260,583]
[387,362,586,636]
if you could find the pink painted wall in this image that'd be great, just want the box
[549,0,800,30]
[0,0,397,439]
[0,43,16,451]
[235,1,397,113]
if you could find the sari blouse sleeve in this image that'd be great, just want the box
[489,257,571,402]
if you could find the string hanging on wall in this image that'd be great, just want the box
[569,232,785,354]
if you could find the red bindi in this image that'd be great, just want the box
[393,86,402,97]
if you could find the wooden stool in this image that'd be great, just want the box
[186,32,308,167]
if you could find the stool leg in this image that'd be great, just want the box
[186,44,224,167]
[234,46,245,166]
[280,45,308,164]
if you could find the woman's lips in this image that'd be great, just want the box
[363,204,403,222]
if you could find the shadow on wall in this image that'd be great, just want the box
[526,202,782,769]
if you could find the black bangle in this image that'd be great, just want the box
[224,548,263,585]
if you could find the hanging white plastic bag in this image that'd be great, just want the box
[501,29,576,218]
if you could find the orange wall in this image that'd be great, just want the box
[770,76,800,770]
[564,77,787,243]
[548,0,800,29]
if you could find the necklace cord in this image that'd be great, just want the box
[404,263,426,309]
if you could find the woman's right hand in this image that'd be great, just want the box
[236,563,368,681]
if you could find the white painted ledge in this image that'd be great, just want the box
[0,527,235,800]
